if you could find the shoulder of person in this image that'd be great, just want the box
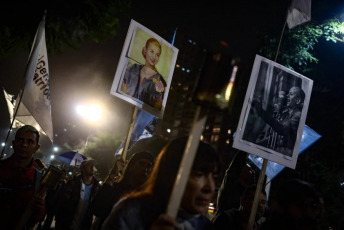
[93,176,100,185]
[103,196,145,230]
[127,63,141,70]
[213,208,239,221]
[109,197,143,220]
[120,196,146,211]
[66,174,82,186]
[0,157,9,166]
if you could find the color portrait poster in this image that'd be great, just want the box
[233,55,313,169]
[110,19,179,118]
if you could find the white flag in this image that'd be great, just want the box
[287,0,311,29]
[3,88,24,128]
[14,12,54,142]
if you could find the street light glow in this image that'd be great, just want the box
[76,104,103,122]
[88,104,103,121]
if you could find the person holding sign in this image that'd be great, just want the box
[0,125,45,229]
[122,37,167,110]
[54,159,100,230]
[102,136,221,230]
[212,184,267,230]
[91,151,154,230]
[259,179,324,230]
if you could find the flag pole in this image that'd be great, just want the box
[246,160,268,230]
[0,93,24,159]
[274,0,292,62]
[246,2,291,229]
[274,19,288,62]
[0,11,47,159]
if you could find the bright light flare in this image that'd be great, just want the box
[76,104,103,122]
[225,66,238,101]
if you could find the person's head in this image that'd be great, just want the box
[80,159,96,177]
[181,142,221,214]
[287,86,305,110]
[120,151,154,187]
[142,38,161,68]
[12,125,40,164]
[239,184,267,221]
[137,136,221,215]
[273,179,323,229]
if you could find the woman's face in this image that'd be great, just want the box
[144,43,161,67]
[131,158,153,185]
[181,169,218,214]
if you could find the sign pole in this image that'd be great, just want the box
[247,159,268,230]
[121,106,138,161]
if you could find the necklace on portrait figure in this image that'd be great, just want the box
[140,66,157,83]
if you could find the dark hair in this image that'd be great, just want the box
[241,184,266,198]
[127,136,221,227]
[275,179,320,209]
[142,37,161,57]
[119,151,154,184]
[144,136,220,197]
[15,125,40,144]
[296,87,305,103]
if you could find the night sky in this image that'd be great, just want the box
[0,0,344,157]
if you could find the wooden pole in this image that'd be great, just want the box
[15,165,64,230]
[103,106,138,184]
[166,106,207,218]
[121,106,138,161]
[246,159,268,230]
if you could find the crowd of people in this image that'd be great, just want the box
[0,125,330,230]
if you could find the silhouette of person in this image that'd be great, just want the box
[0,125,45,229]
[102,136,221,230]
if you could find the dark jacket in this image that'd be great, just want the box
[54,174,99,230]
[0,157,45,229]
[212,209,242,230]
[91,182,137,230]
[102,197,214,230]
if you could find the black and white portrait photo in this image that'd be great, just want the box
[233,55,313,169]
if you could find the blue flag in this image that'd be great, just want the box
[114,110,157,157]
[248,125,321,179]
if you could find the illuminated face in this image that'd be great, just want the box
[287,87,300,109]
[84,162,95,176]
[181,169,217,214]
[241,190,267,220]
[144,43,161,67]
[12,131,40,163]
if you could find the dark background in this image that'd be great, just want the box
[0,2,344,227]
